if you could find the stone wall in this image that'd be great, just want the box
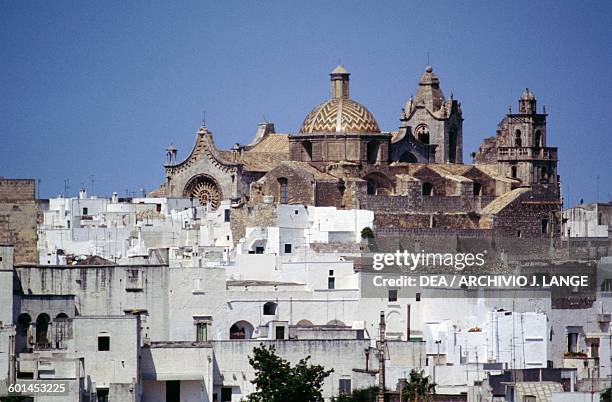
[229,204,277,245]
[0,179,37,264]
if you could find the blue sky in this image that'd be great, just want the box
[1,1,611,206]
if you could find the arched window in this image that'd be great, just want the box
[473,182,482,196]
[230,321,254,340]
[54,313,69,348]
[511,166,518,179]
[263,302,277,316]
[302,141,312,161]
[416,125,430,144]
[367,141,379,164]
[514,130,522,147]
[422,182,434,196]
[534,130,542,147]
[36,313,51,345]
[278,178,288,204]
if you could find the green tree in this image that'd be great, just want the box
[332,386,379,402]
[601,387,611,402]
[246,344,333,402]
[402,369,435,402]
[361,227,374,239]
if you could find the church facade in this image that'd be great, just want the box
[151,65,561,243]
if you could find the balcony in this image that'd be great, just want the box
[497,146,557,161]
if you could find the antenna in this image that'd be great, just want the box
[90,174,95,196]
[64,178,70,198]
[596,175,600,202]
[427,51,430,66]
[201,110,206,127]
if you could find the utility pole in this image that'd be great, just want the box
[377,311,386,402]
[434,339,441,394]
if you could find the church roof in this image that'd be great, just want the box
[331,64,349,75]
[414,65,445,112]
[481,187,530,215]
[246,133,289,153]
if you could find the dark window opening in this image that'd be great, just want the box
[366,180,377,195]
[275,326,286,340]
[97,388,109,402]
[284,244,292,254]
[224,209,231,222]
[221,387,232,402]
[448,130,457,163]
[328,277,336,289]
[156,204,162,212]
[97,335,110,351]
[388,289,398,302]
[422,182,433,196]
[535,130,542,147]
[511,166,518,179]
[82,207,88,215]
[541,218,549,234]
[473,182,482,196]
[263,302,277,315]
[416,125,430,144]
[278,178,288,204]
[367,141,380,163]
[416,293,421,302]
[329,270,334,276]
[166,380,180,402]
[568,332,578,353]
[17,313,31,336]
[514,130,522,147]
[302,141,313,161]
[517,230,522,238]
[255,246,264,254]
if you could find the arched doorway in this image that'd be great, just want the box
[363,173,393,196]
[230,321,254,339]
[36,313,51,346]
[183,175,223,210]
[16,313,32,353]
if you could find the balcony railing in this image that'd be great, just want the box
[497,147,557,160]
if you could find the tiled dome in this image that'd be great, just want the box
[299,98,380,134]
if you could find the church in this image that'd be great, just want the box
[151,65,561,244]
